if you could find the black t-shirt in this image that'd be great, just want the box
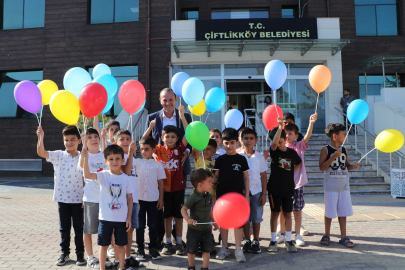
[297,132,304,142]
[268,147,302,197]
[214,154,249,198]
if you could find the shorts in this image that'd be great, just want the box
[293,187,305,211]
[131,203,139,229]
[83,202,99,234]
[163,189,185,219]
[186,228,212,254]
[269,193,293,213]
[97,220,128,247]
[324,190,353,219]
[248,192,264,224]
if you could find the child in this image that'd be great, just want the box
[239,128,267,254]
[236,127,247,153]
[277,113,317,247]
[267,117,301,253]
[142,105,189,255]
[36,125,86,266]
[181,169,218,270]
[82,145,135,270]
[213,128,249,262]
[319,123,359,248]
[209,128,225,161]
[282,112,304,142]
[94,116,121,147]
[124,137,166,261]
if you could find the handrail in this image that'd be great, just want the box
[244,108,269,153]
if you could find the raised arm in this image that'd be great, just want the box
[303,113,317,144]
[93,115,101,135]
[122,142,137,176]
[192,147,200,161]
[82,148,97,180]
[36,126,49,159]
[142,118,156,139]
[179,105,189,147]
[270,117,284,151]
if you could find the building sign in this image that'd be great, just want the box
[196,18,318,41]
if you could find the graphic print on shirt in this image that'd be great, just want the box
[278,158,291,171]
[232,164,241,171]
[206,162,215,171]
[162,150,180,172]
[108,183,122,210]
[330,152,348,175]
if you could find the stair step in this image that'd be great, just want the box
[305,189,391,196]
[304,182,390,192]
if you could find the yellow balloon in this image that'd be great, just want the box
[49,90,80,125]
[375,129,404,153]
[38,80,58,105]
[188,99,206,116]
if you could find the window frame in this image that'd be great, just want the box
[89,0,139,25]
[1,0,45,30]
[211,8,269,20]
[181,8,199,20]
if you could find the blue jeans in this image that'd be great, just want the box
[136,200,159,249]
[248,192,264,223]
[58,202,84,255]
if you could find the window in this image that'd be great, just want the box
[2,0,45,30]
[172,65,220,77]
[282,6,298,18]
[211,9,269,19]
[181,9,199,20]
[89,66,138,116]
[359,75,399,99]
[90,0,139,24]
[355,0,398,36]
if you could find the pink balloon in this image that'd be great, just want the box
[14,81,42,114]
[118,80,146,114]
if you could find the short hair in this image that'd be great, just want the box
[160,88,176,99]
[162,125,179,137]
[222,128,238,141]
[344,88,350,92]
[139,136,156,149]
[285,123,299,135]
[207,139,217,149]
[210,128,222,138]
[62,125,81,139]
[325,123,346,139]
[241,128,257,139]
[190,169,213,189]
[238,127,247,137]
[114,129,131,142]
[269,127,286,141]
[104,145,124,159]
[85,127,99,138]
[105,119,120,131]
[283,112,295,122]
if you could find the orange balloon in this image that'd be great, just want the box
[309,65,331,93]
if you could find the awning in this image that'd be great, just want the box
[359,55,405,71]
[168,39,355,58]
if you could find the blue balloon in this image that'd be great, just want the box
[224,109,243,130]
[205,87,226,113]
[182,77,205,107]
[102,98,114,114]
[347,99,369,124]
[171,72,190,97]
[93,74,118,100]
[133,100,146,115]
[63,67,92,99]
[93,63,111,78]
[264,60,287,90]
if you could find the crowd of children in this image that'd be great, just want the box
[37,101,361,270]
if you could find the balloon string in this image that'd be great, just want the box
[195,222,216,225]
[273,89,280,118]
[342,124,352,147]
[204,112,210,125]
[315,93,319,114]
[127,113,131,131]
[131,114,134,142]
[265,131,269,152]
[358,147,376,164]
[191,107,194,122]
[36,112,41,147]
[202,151,206,169]
[200,116,202,122]
[39,105,43,127]
[179,97,182,130]
[102,114,105,129]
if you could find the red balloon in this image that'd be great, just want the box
[79,83,108,118]
[118,80,146,114]
[213,192,250,229]
[263,105,283,130]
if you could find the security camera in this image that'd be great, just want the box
[248,76,252,79]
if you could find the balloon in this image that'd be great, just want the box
[264,60,287,90]
[188,99,206,116]
[118,80,146,114]
[63,67,92,99]
[185,121,210,151]
[93,63,111,78]
[224,109,243,130]
[347,99,369,124]
[133,100,146,115]
[101,98,114,114]
[79,83,108,118]
[213,192,250,229]
[263,105,283,130]
[171,72,190,97]
[309,65,332,93]
[93,74,118,100]
[375,129,404,153]
[14,81,42,114]
[182,77,205,107]
[49,90,80,125]
[38,80,58,105]
[205,87,226,113]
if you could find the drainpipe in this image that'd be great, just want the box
[146,0,151,109]
[326,0,330,17]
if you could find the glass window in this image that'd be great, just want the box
[90,0,139,24]
[115,0,139,23]
[359,75,399,99]
[212,9,269,19]
[172,65,220,77]
[282,6,298,18]
[225,64,265,76]
[3,0,44,30]
[289,63,323,75]
[376,5,398,36]
[181,9,199,20]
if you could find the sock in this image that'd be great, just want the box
[236,246,241,251]
[281,232,285,236]
[166,237,172,243]
[176,236,182,244]
[126,256,131,260]
[286,231,292,242]
[114,260,119,264]
[271,232,276,242]
[87,255,95,261]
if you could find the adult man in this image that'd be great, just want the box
[340,88,355,135]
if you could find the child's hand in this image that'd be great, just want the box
[333,148,343,158]
[81,147,89,159]
[152,153,158,161]
[128,141,137,155]
[259,193,266,207]
[187,219,196,226]
[213,223,219,231]
[179,105,185,119]
[101,128,107,139]
[263,150,269,160]
[149,118,156,129]
[310,113,318,123]
[352,163,360,170]
[126,219,132,232]
[277,117,284,128]
[157,199,164,210]
[245,194,250,204]
[36,126,44,138]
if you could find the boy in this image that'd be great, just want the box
[213,128,249,262]
[192,139,217,174]
[319,123,359,248]
[236,127,247,153]
[267,117,301,253]
[181,169,218,270]
[142,105,189,255]
[124,137,166,260]
[238,128,267,254]
[36,125,86,266]
[282,113,304,142]
[209,128,225,161]
[94,116,121,147]
[82,145,135,270]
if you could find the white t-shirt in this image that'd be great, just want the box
[238,149,268,195]
[211,148,226,161]
[47,150,84,203]
[135,159,166,202]
[96,170,134,222]
[123,154,139,204]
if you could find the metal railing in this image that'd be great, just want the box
[116,108,148,144]
[244,108,270,153]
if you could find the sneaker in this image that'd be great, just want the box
[295,234,305,246]
[131,248,136,254]
[105,258,113,268]
[216,246,230,260]
[175,241,186,255]
[136,250,146,261]
[149,248,162,260]
[276,233,286,244]
[76,253,86,266]
[87,258,100,269]
[162,242,172,255]
[242,239,251,252]
[56,253,69,266]
[188,267,196,270]
[267,241,277,252]
[251,239,261,253]
[107,245,115,258]
[235,249,246,262]
[116,266,131,270]
[285,241,297,252]
[125,256,143,268]
[300,226,309,236]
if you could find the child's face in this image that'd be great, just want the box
[209,132,221,148]
[285,130,298,144]
[108,125,120,141]
[140,143,155,159]
[198,176,213,193]
[116,134,131,153]
[283,118,295,127]
[242,134,257,149]
[104,154,124,171]
[277,137,287,150]
[203,145,216,160]
[63,135,81,152]
[333,130,346,145]
[222,139,237,153]
[162,132,178,148]
[86,133,100,152]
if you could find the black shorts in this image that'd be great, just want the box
[186,227,212,254]
[97,220,128,247]
[268,194,293,213]
[163,189,185,219]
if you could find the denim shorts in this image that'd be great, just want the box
[131,203,139,229]
[97,220,128,247]
[248,192,264,223]
[186,227,212,254]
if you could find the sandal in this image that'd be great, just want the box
[320,235,330,246]
[339,237,354,248]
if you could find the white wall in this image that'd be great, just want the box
[380,87,405,111]
[364,95,383,135]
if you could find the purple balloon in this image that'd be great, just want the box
[14,81,42,114]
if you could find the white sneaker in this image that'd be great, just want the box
[300,226,309,236]
[276,233,286,244]
[235,249,246,263]
[87,258,100,269]
[295,234,305,246]
[107,245,115,258]
[216,246,230,260]
[276,224,281,234]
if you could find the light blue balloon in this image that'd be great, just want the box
[133,100,146,115]
[102,98,114,114]
[205,87,226,113]
[171,72,190,97]
[93,74,118,100]
[182,77,205,107]
[264,60,287,90]
[347,99,369,124]
[63,67,92,99]
[224,109,243,130]
[93,63,111,79]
